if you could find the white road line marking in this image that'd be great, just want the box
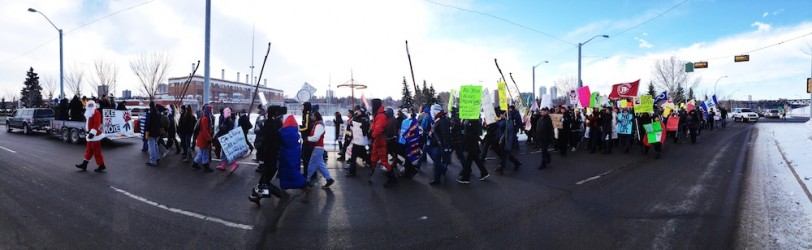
[110,186,253,230]
[0,146,16,153]
[575,170,616,185]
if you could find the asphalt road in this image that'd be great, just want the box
[0,120,756,249]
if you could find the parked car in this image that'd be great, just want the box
[764,109,781,119]
[731,108,759,123]
[6,108,55,134]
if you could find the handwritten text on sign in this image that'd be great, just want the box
[218,128,249,163]
[459,85,482,119]
[102,109,134,136]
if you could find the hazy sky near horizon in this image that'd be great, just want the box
[1,0,811,101]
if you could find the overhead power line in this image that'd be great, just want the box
[423,0,574,46]
[1,0,156,66]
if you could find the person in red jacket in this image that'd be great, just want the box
[370,99,397,187]
[192,104,214,172]
[75,100,106,172]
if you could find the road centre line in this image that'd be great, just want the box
[0,145,16,153]
[576,169,616,185]
[110,186,253,230]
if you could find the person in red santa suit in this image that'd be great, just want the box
[75,100,107,172]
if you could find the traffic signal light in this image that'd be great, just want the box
[734,55,750,62]
[807,77,811,93]
[694,61,708,69]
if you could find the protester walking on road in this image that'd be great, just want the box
[178,105,197,162]
[426,104,451,185]
[457,119,489,183]
[250,106,284,205]
[687,109,701,144]
[399,108,421,179]
[145,103,162,166]
[535,107,554,169]
[75,100,107,172]
[215,107,240,173]
[139,108,149,152]
[238,110,254,155]
[616,108,635,153]
[345,108,371,177]
[192,104,214,172]
[370,99,397,187]
[304,110,335,192]
[277,108,310,202]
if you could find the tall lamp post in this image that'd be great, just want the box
[577,35,609,89]
[28,8,64,100]
[714,75,728,95]
[532,60,548,102]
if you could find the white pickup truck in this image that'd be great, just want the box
[731,108,759,123]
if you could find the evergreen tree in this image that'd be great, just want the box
[0,98,5,111]
[673,85,686,104]
[647,81,656,97]
[20,67,43,108]
[428,83,437,104]
[400,77,413,108]
[419,80,431,107]
[688,87,695,100]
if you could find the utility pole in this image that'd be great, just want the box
[203,0,211,104]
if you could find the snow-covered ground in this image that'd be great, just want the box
[736,121,812,249]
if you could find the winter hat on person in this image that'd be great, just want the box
[372,98,383,113]
[422,107,430,114]
[312,105,320,113]
[430,104,443,118]
[385,107,394,118]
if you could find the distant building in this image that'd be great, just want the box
[748,95,752,102]
[122,90,132,99]
[539,86,547,97]
[97,85,109,97]
[167,75,284,106]
[157,84,169,95]
[550,87,558,99]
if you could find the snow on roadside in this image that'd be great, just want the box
[737,122,812,249]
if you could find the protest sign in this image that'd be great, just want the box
[481,88,497,124]
[666,117,680,131]
[644,121,663,143]
[102,109,134,138]
[218,128,249,163]
[569,90,578,106]
[541,94,552,109]
[590,92,600,107]
[620,99,628,109]
[617,113,633,135]
[459,86,482,119]
[635,95,654,114]
[550,114,563,129]
[497,81,508,111]
[448,88,457,111]
[578,86,591,108]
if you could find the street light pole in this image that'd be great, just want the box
[577,35,609,89]
[714,75,728,95]
[532,60,548,102]
[28,8,64,100]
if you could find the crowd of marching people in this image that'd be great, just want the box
[113,97,729,205]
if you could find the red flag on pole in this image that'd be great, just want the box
[608,79,640,100]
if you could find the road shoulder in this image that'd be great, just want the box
[736,123,812,249]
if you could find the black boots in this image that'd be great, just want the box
[94,165,106,172]
[75,160,89,171]
[202,164,213,173]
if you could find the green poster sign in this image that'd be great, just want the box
[459,86,483,119]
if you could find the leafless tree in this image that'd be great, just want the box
[89,57,120,97]
[64,63,86,97]
[652,56,699,95]
[130,52,171,100]
[41,75,57,100]
[553,75,578,93]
